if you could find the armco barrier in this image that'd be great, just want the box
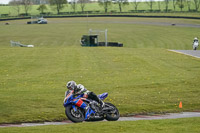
[1,14,200,21]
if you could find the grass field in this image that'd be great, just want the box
[0,17,200,124]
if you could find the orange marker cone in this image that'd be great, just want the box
[179,101,182,109]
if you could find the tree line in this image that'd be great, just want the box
[5,0,200,16]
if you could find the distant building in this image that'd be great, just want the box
[40,0,49,4]
[31,0,49,5]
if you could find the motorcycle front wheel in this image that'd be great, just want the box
[65,105,84,123]
[105,102,120,121]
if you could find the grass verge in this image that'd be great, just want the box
[0,17,200,124]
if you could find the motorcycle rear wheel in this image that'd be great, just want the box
[105,102,120,121]
[65,105,84,123]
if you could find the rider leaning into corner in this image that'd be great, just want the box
[66,81,105,111]
[193,37,199,50]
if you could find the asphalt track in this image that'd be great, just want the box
[169,50,200,59]
[86,20,200,28]
[48,20,200,28]
[1,112,200,128]
[2,17,200,28]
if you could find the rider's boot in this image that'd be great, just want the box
[89,102,99,113]
[99,99,105,110]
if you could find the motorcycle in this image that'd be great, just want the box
[63,90,120,123]
[193,41,199,50]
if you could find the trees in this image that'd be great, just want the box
[37,4,47,13]
[194,0,200,11]
[177,0,185,11]
[157,1,161,11]
[146,0,155,11]
[172,0,177,11]
[132,0,140,11]
[164,0,169,12]
[78,0,89,13]
[6,0,200,16]
[98,0,112,13]
[115,0,129,13]
[186,0,191,11]
[49,0,67,14]
[21,0,32,16]
[9,0,21,16]
[70,0,77,13]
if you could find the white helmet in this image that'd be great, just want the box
[194,37,198,40]
[66,81,77,90]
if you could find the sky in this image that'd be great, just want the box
[0,0,11,4]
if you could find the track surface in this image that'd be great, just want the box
[2,17,200,28]
[1,112,200,128]
[169,50,200,58]
[86,20,200,28]
[48,20,200,28]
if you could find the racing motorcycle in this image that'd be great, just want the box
[63,90,120,123]
[193,41,199,50]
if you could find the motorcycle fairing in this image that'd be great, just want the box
[85,107,96,120]
[64,91,110,121]
[73,99,87,108]
[72,99,96,120]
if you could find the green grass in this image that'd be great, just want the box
[1,117,200,133]
[0,17,200,124]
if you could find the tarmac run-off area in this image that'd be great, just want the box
[168,50,200,59]
[1,112,200,128]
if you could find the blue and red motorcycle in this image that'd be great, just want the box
[63,90,120,123]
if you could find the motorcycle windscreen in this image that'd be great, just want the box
[98,93,108,100]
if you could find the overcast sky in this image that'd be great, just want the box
[0,0,11,4]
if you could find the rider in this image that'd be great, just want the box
[193,37,199,43]
[66,81,105,110]
[193,37,199,50]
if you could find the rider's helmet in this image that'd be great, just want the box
[194,37,198,40]
[66,81,77,90]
